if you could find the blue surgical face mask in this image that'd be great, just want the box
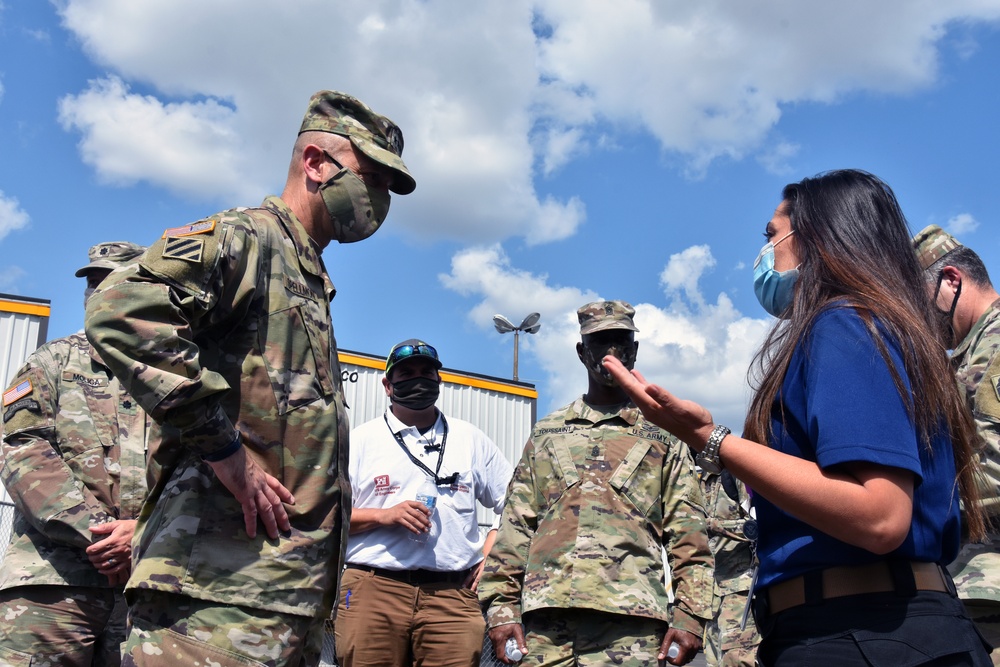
[753,231,799,318]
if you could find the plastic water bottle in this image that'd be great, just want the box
[666,642,681,661]
[410,478,438,543]
[504,637,523,662]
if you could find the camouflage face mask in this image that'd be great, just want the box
[582,342,636,387]
[319,160,391,244]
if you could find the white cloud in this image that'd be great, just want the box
[946,212,979,235]
[441,243,770,426]
[0,266,26,292]
[757,141,800,175]
[50,0,1000,242]
[57,76,255,202]
[0,190,30,243]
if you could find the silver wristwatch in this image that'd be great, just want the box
[696,425,731,473]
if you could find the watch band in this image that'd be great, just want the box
[697,424,731,473]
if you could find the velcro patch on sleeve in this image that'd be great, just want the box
[2,379,32,406]
[163,237,205,263]
[3,398,40,423]
[162,219,217,238]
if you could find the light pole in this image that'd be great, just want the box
[493,312,541,381]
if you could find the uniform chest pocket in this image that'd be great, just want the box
[609,440,662,522]
[259,304,331,414]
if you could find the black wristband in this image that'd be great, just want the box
[202,432,243,462]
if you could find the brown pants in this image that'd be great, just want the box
[0,585,124,667]
[334,567,485,667]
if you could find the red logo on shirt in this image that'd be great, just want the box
[374,475,390,489]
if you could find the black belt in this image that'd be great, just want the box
[346,563,471,586]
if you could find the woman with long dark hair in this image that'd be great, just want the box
[606,169,992,665]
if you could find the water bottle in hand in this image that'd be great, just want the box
[410,478,437,543]
[666,641,681,661]
[504,637,523,662]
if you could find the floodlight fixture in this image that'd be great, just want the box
[493,312,542,381]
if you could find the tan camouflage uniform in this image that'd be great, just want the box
[85,197,351,663]
[700,469,760,667]
[479,397,713,665]
[0,242,155,667]
[914,224,1000,663]
[949,300,1000,642]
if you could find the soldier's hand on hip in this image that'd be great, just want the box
[208,444,295,539]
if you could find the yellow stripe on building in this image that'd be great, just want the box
[0,299,51,318]
[338,351,538,399]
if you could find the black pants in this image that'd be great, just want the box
[754,590,992,666]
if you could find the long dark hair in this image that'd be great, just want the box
[743,169,985,541]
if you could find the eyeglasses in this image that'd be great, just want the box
[323,150,392,191]
[388,343,439,368]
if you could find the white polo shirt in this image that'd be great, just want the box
[346,409,513,572]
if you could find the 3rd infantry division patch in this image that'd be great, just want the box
[163,237,205,263]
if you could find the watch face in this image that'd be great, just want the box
[697,453,722,473]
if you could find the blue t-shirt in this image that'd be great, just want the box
[754,305,962,588]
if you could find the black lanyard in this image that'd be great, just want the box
[384,413,458,486]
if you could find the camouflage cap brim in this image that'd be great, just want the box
[912,224,962,271]
[349,135,416,196]
[75,241,147,277]
[299,90,415,195]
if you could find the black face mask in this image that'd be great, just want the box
[390,377,440,410]
[932,272,962,348]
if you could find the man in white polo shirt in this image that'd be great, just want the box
[335,338,514,667]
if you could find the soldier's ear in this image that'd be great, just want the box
[302,144,329,185]
[575,341,586,364]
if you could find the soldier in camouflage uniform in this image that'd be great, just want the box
[0,241,156,666]
[699,469,760,667]
[84,91,415,667]
[914,224,1000,663]
[479,301,713,667]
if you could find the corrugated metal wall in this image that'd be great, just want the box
[0,294,51,558]
[339,350,537,528]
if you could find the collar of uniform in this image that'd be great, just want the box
[569,396,639,426]
[384,407,443,436]
[953,297,1000,362]
[261,196,335,297]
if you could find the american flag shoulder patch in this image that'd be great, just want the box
[163,237,205,263]
[3,379,33,406]
[162,219,217,238]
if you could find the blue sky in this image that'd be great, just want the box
[1,1,999,427]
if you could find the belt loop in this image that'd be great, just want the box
[804,570,823,605]
[888,560,917,597]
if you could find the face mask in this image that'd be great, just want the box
[319,165,391,244]
[582,341,636,387]
[83,287,96,311]
[932,272,962,348]
[390,376,440,410]
[753,231,799,318]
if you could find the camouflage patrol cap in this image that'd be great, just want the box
[299,90,415,196]
[385,338,442,377]
[74,241,146,277]
[578,300,640,335]
[912,224,963,271]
